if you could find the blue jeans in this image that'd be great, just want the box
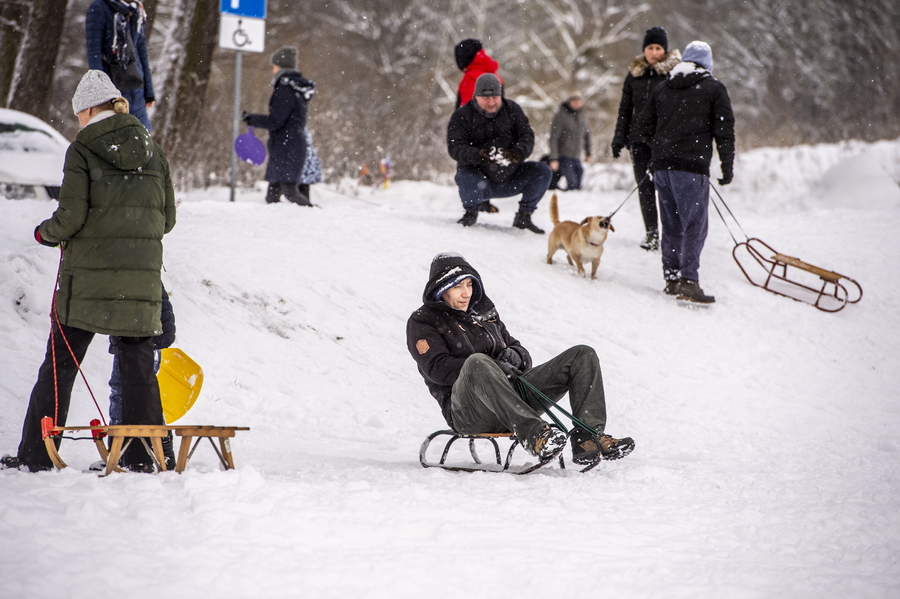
[455,162,552,213]
[122,87,151,130]
[557,157,584,190]
[654,169,710,282]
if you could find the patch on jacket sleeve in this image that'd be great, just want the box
[416,339,430,354]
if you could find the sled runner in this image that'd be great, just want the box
[710,186,863,312]
[419,429,600,474]
[41,417,249,476]
[732,238,863,312]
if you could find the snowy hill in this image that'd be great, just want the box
[1,140,899,598]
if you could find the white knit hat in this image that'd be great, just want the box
[72,70,121,115]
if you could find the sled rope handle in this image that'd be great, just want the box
[709,183,750,247]
[48,243,106,428]
[513,376,599,437]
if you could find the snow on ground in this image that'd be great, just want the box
[1,140,899,598]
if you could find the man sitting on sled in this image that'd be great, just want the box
[406,252,634,465]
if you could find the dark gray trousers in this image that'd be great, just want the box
[449,345,607,450]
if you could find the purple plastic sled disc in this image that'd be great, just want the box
[235,127,267,166]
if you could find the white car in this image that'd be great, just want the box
[0,107,69,200]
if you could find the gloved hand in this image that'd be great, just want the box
[498,147,522,163]
[718,164,733,186]
[495,359,522,380]
[34,226,57,248]
[611,140,625,159]
[498,347,523,370]
[241,110,252,124]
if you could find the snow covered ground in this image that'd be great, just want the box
[1,139,899,598]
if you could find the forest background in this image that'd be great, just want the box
[1,0,897,188]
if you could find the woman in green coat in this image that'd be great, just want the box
[1,70,176,472]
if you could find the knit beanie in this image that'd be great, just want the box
[71,70,121,115]
[271,46,298,69]
[642,26,668,51]
[474,73,502,97]
[454,38,482,70]
[682,40,714,72]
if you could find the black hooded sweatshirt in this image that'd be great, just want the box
[406,253,532,428]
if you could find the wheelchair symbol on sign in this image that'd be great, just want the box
[232,19,251,47]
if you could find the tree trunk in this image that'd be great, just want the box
[0,1,29,107]
[3,0,67,118]
[152,0,219,181]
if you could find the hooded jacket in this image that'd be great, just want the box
[548,101,591,161]
[85,0,155,100]
[406,253,532,428]
[245,69,315,183]
[631,61,735,177]
[38,112,176,336]
[612,50,681,150]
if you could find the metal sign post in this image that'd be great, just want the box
[219,0,267,202]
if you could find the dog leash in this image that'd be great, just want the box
[606,172,650,219]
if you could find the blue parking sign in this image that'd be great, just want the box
[220,0,266,19]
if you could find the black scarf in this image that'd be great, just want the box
[105,0,145,64]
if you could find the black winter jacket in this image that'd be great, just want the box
[447,99,535,183]
[612,50,681,150]
[406,253,532,428]
[632,63,735,177]
[86,0,155,100]
[246,69,315,183]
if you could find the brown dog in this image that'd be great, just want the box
[546,194,615,279]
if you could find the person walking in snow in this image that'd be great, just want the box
[611,26,682,251]
[407,252,635,465]
[454,38,503,109]
[547,91,592,191]
[632,40,735,304]
[243,46,315,206]
[1,70,176,473]
[85,0,157,130]
[447,73,551,233]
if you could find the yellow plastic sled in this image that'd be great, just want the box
[158,348,204,423]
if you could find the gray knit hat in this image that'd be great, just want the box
[683,41,714,72]
[271,46,298,69]
[474,73,502,97]
[72,70,121,115]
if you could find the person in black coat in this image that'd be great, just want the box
[85,0,156,130]
[406,252,634,464]
[243,47,315,206]
[632,40,735,304]
[447,73,551,233]
[611,26,681,250]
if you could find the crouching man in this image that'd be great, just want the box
[406,252,634,464]
[447,73,551,233]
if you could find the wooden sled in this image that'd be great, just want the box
[419,429,600,475]
[733,238,862,312]
[41,417,249,476]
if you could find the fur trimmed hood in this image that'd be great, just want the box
[628,49,681,78]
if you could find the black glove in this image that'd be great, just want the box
[499,147,522,163]
[241,110,252,124]
[611,140,625,159]
[499,347,523,370]
[495,359,522,380]
[34,226,57,248]
[718,165,733,186]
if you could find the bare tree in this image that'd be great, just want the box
[1,0,68,118]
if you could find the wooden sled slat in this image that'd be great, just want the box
[733,238,862,312]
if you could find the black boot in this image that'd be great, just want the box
[640,229,659,251]
[663,279,680,295]
[512,211,545,234]
[676,279,715,304]
[162,430,176,471]
[457,210,478,226]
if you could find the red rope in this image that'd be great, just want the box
[48,244,107,427]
